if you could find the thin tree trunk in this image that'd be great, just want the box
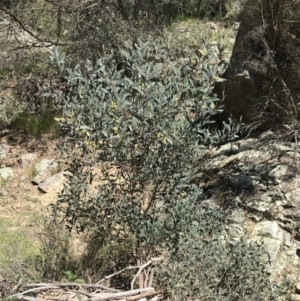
[197,0,202,16]
[57,8,62,38]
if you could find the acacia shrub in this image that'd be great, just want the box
[53,39,236,255]
[48,41,279,298]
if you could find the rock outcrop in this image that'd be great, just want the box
[199,132,300,297]
[18,153,37,168]
[0,167,13,179]
[38,171,65,193]
[216,0,300,129]
[32,159,58,185]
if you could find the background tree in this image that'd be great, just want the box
[215,0,300,135]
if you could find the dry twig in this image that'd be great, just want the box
[26,283,121,292]
[131,258,163,291]
[10,285,59,298]
[91,287,156,301]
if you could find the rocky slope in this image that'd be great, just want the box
[0,133,65,288]
[197,131,300,300]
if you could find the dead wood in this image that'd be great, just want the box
[26,283,121,292]
[91,287,156,301]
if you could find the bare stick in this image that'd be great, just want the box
[127,290,156,301]
[16,297,45,301]
[148,267,155,288]
[91,287,155,301]
[132,260,151,291]
[137,259,144,289]
[26,283,121,292]
[149,296,159,301]
[9,286,59,298]
[12,277,23,293]
[97,266,140,284]
[144,267,150,289]
[131,258,163,291]
[69,290,94,298]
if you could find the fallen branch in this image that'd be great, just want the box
[91,288,156,301]
[9,286,59,298]
[26,283,121,292]
[126,290,156,300]
[10,283,158,301]
[97,266,140,284]
[69,290,94,298]
[16,297,45,301]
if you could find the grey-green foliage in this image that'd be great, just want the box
[54,39,237,244]
[159,205,280,300]
[49,41,279,298]
[48,46,65,73]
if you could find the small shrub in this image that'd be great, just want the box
[50,41,286,300]
[80,231,136,286]
[53,39,238,254]
[38,220,80,281]
[62,270,83,283]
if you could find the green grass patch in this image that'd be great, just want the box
[62,270,84,283]
[0,67,13,78]
[9,110,61,137]
[0,216,41,283]
[16,60,49,75]
[171,13,200,23]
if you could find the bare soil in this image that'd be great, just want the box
[0,133,64,282]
